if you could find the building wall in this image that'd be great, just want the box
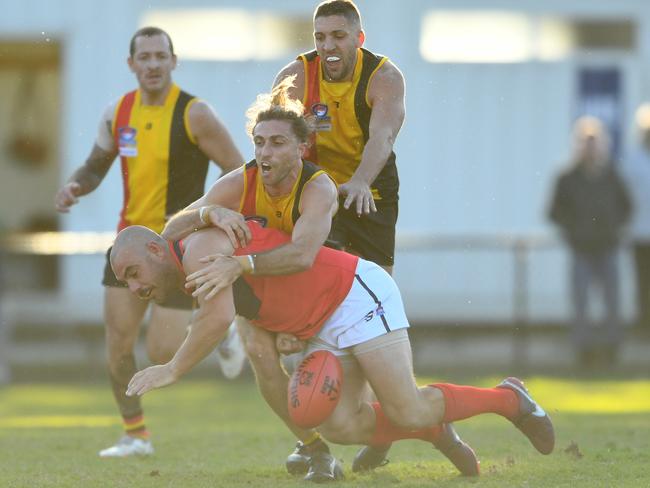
[2,0,649,322]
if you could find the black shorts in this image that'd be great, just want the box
[102,247,194,310]
[328,199,398,267]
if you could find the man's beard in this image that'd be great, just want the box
[153,265,185,305]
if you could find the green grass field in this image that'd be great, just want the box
[1,377,650,487]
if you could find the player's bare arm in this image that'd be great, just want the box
[161,168,250,247]
[55,102,119,213]
[54,144,117,213]
[126,231,235,396]
[272,60,305,100]
[339,60,405,215]
[188,100,245,173]
[186,174,338,300]
[248,174,338,273]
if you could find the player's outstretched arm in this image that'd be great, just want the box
[55,102,118,213]
[126,231,236,396]
[188,100,245,173]
[339,60,405,215]
[125,292,234,396]
[54,144,116,213]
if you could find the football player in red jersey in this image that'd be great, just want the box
[111,222,555,482]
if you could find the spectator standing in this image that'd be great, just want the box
[548,116,632,366]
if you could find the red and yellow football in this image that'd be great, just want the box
[288,350,342,429]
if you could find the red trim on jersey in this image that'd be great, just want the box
[167,239,185,272]
[234,221,358,339]
[114,90,137,232]
[303,56,321,163]
[241,164,258,216]
[167,239,193,296]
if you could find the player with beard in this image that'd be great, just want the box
[110,222,555,483]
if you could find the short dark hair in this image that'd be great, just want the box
[314,0,361,26]
[129,27,174,57]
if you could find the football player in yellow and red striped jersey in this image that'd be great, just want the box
[54,27,245,458]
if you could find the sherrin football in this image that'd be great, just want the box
[288,350,342,429]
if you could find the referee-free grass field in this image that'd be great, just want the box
[1,377,650,487]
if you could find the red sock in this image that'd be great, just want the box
[432,383,518,423]
[369,402,442,446]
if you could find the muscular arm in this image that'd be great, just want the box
[69,144,117,194]
[161,168,246,241]
[54,144,117,212]
[166,290,234,380]
[188,100,245,173]
[127,296,233,396]
[55,102,118,213]
[186,174,338,298]
[356,61,405,186]
[126,231,236,395]
[340,61,405,214]
[251,175,338,274]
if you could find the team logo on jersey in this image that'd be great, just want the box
[118,126,138,157]
[311,103,332,132]
[311,103,328,118]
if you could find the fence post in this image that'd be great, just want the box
[512,239,529,374]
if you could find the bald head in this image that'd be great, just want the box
[110,225,180,303]
[111,225,164,263]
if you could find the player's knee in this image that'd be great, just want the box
[253,363,286,391]
[107,351,135,379]
[245,350,285,390]
[146,340,175,364]
[242,336,276,368]
[106,335,133,365]
[382,402,431,431]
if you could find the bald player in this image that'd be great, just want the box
[110,222,555,483]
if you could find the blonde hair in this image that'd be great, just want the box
[246,75,312,142]
[570,116,611,164]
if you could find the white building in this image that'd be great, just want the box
[2,0,649,325]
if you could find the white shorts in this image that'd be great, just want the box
[305,259,410,358]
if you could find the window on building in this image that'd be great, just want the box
[420,12,636,63]
[140,9,312,61]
